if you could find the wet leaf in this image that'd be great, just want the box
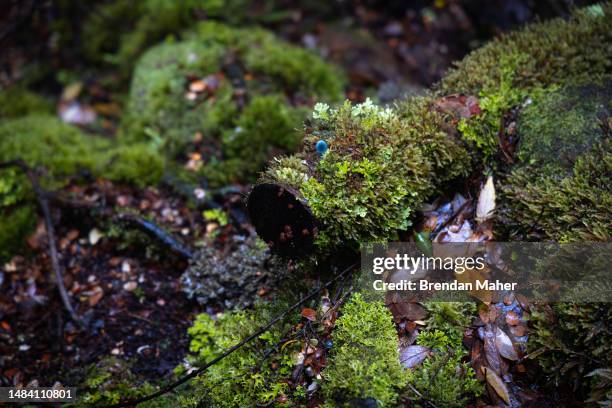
[495,327,519,361]
[385,292,428,321]
[483,324,502,374]
[483,366,511,404]
[476,176,496,223]
[301,308,317,321]
[399,345,430,368]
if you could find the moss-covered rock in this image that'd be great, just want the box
[529,303,612,405]
[441,4,611,161]
[0,115,165,260]
[249,97,470,255]
[516,81,611,173]
[121,21,345,186]
[439,4,611,96]
[500,82,611,242]
[181,234,286,309]
[321,293,408,407]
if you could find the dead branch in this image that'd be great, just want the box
[0,160,84,328]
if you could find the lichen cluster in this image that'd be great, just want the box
[121,21,345,186]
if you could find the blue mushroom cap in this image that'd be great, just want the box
[315,140,328,155]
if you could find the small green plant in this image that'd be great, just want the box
[404,302,481,407]
[202,208,229,226]
[321,293,408,407]
[529,303,612,405]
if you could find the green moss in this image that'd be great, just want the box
[81,0,252,70]
[0,86,53,119]
[102,143,165,188]
[402,302,481,408]
[187,298,301,407]
[0,115,165,261]
[264,97,470,251]
[439,4,611,162]
[516,81,611,173]
[74,356,176,407]
[122,21,345,185]
[321,293,408,407]
[529,303,612,404]
[502,141,612,242]
[439,4,611,96]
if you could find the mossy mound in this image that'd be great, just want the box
[439,3,612,96]
[501,82,611,242]
[81,0,257,71]
[529,303,612,405]
[321,293,408,407]
[253,97,470,254]
[121,21,345,186]
[405,302,481,407]
[0,115,164,260]
[440,4,611,161]
[0,86,53,119]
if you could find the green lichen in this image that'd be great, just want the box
[187,297,302,407]
[0,86,53,119]
[121,21,345,186]
[321,293,408,407]
[264,97,470,251]
[404,302,481,408]
[529,303,612,405]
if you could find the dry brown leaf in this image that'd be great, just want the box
[301,308,317,321]
[483,366,511,404]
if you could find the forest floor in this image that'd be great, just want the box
[0,0,596,403]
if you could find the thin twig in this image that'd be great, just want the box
[104,262,358,408]
[114,213,194,260]
[0,160,84,328]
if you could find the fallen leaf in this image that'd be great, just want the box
[483,366,511,404]
[89,228,103,245]
[483,324,502,374]
[123,281,137,292]
[476,176,496,223]
[399,345,430,368]
[88,287,104,306]
[495,327,519,361]
[301,308,317,321]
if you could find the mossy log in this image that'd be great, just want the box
[248,4,612,256]
[248,97,472,256]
